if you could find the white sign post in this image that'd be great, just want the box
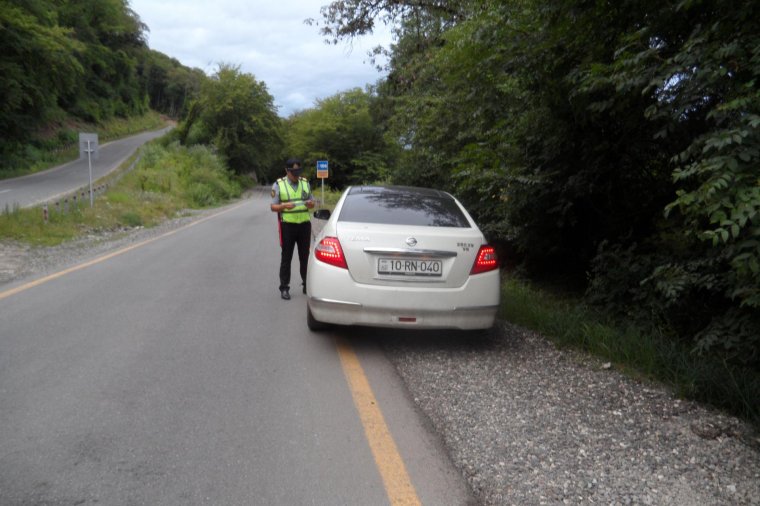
[316,160,328,207]
[79,133,99,207]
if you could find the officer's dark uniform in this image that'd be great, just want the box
[272,176,313,298]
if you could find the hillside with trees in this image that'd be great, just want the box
[0,0,205,174]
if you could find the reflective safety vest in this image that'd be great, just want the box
[277,177,311,224]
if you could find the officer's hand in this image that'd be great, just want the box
[306,200,315,209]
[284,202,295,209]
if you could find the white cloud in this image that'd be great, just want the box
[130,0,392,116]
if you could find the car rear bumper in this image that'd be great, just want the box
[306,269,500,330]
[309,297,498,329]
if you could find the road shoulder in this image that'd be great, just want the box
[381,325,760,505]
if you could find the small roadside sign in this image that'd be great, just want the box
[79,133,99,207]
[316,160,329,179]
[79,133,99,160]
[315,160,328,208]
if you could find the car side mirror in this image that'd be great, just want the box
[313,209,331,220]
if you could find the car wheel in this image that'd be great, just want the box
[307,305,327,331]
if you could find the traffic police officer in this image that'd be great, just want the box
[271,158,315,300]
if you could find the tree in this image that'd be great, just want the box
[137,49,205,118]
[181,64,283,178]
[56,0,149,120]
[316,0,759,362]
[311,0,467,43]
[583,0,760,360]
[0,0,83,143]
[283,88,393,187]
[0,0,205,173]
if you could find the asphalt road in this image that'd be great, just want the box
[0,194,473,505]
[0,127,172,210]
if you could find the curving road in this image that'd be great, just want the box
[0,127,172,210]
[0,193,473,505]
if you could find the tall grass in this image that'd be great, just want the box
[0,142,241,246]
[132,143,242,208]
[501,277,760,427]
[313,186,343,209]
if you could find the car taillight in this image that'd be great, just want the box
[470,245,499,274]
[315,237,348,269]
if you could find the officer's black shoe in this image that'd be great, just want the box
[280,289,290,300]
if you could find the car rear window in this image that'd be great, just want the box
[337,186,471,227]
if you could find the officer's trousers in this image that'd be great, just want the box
[279,220,311,291]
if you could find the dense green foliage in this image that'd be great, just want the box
[140,49,206,118]
[177,64,283,179]
[281,88,395,186]
[0,0,204,172]
[317,0,760,366]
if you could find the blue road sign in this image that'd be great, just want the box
[317,160,329,178]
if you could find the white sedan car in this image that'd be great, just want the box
[306,185,500,331]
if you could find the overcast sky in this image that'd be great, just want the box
[129,0,393,117]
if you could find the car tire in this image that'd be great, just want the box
[307,305,327,331]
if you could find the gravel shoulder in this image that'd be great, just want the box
[379,326,760,505]
[0,208,217,287]
[2,198,758,505]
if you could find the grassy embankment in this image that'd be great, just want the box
[0,111,169,180]
[0,140,243,246]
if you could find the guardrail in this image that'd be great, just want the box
[39,155,142,222]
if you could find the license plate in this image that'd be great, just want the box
[378,258,442,277]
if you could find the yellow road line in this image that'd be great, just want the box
[0,202,245,301]
[336,338,421,506]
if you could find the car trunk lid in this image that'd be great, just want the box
[336,222,484,288]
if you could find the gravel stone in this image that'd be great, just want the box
[380,323,760,505]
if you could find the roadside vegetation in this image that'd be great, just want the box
[502,277,760,426]
[0,141,241,246]
[311,186,343,210]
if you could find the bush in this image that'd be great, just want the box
[120,211,143,227]
[107,191,130,204]
[131,142,241,209]
[186,183,217,207]
[587,238,760,367]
